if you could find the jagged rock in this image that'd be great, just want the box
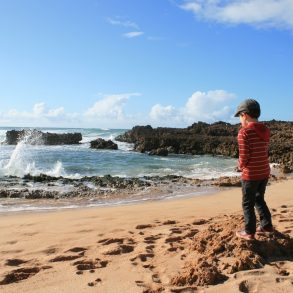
[5,130,82,145]
[149,148,168,156]
[115,120,293,172]
[90,138,118,150]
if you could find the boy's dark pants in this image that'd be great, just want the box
[242,179,272,234]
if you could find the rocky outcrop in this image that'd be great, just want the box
[116,120,293,172]
[5,130,82,145]
[149,148,168,156]
[90,138,118,150]
[115,122,239,157]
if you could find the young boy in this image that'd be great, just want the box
[234,99,273,240]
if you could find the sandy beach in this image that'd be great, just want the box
[0,178,292,293]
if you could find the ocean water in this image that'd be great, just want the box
[0,127,238,180]
[0,127,239,212]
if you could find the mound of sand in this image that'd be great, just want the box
[171,215,293,287]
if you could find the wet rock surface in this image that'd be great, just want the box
[90,138,118,150]
[5,130,82,145]
[0,174,204,199]
[0,173,287,200]
[116,120,293,172]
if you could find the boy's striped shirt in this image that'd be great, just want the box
[238,123,270,181]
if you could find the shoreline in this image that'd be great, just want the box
[0,171,289,214]
[0,178,292,292]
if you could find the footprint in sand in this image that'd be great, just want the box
[146,245,155,253]
[49,255,82,262]
[73,258,108,273]
[135,280,146,287]
[152,273,161,283]
[167,247,178,252]
[87,278,102,287]
[170,286,197,293]
[183,229,199,238]
[130,253,154,263]
[275,277,289,283]
[136,224,154,229]
[98,238,124,245]
[192,219,208,225]
[66,247,87,257]
[66,247,88,253]
[102,243,134,255]
[5,259,28,266]
[144,235,161,244]
[162,220,177,225]
[6,240,18,245]
[170,228,183,234]
[0,266,51,285]
[238,280,259,293]
[279,218,293,223]
[165,236,182,243]
[143,286,166,293]
[43,247,59,255]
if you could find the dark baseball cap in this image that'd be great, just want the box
[234,99,261,118]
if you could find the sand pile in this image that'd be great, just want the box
[171,215,293,287]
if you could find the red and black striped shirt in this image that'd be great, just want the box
[237,122,270,181]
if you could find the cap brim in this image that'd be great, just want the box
[234,111,241,117]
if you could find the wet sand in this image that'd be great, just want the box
[0,178,292,293]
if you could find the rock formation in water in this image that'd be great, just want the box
[115,120,293,173]
[5,130,82,145]
[90,138,118,150]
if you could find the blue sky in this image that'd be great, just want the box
[0,0,292,128]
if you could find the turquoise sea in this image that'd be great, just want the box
[0,127,238,212]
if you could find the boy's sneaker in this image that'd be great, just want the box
[256,226,274,234]
[236,230,255,240]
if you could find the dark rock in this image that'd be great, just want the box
[149,148,168,156]
[23,174,62,182]
[212,176,242,187]
[5,130,82,145]
[115,121,293,171]
[90,138,118,150]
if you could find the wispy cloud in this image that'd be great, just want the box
[123,31,144,38]
[107,17,140,30]
[107,16,147,39]
[179,0,293,30]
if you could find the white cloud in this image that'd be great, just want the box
[149,90,236,126]
[123,31,144,38]
[150,104,176,121]
[180,0,293,30]
[184,90,235,119]
[33,102,45,116]
[85,93,141,120]
[107,17,146,39]
[107,17,140,30]
[0,103,70,126]
[0,91,237,128]
[47,107,65,118]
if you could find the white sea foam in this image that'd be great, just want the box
[0,131,72,178]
